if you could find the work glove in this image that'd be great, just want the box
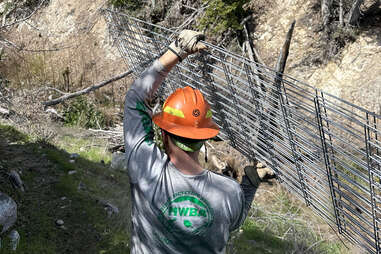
[168,30,206,61]
[243,165,275,188]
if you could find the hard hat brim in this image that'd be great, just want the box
[153,113,219,140]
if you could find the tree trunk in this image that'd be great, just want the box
[347,0,364,26]
[321,0,333,27]
[339,0,344,27]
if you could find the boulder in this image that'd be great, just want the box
[0,192,17,234]
[8,230,19,251]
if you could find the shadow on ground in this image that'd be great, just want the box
[0,125,131,254]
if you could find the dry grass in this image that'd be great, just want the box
[228,180,357,253]
[0,3,133,124]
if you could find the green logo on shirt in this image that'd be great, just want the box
[159,191,214,236]
[136,101,154,145]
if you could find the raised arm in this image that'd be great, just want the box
[123,30,206,183]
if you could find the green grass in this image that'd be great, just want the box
[58,135,112,164]
[231,220,292,254]
[0,124,29,143]
[229,185,346,254]
[0,125,130,254]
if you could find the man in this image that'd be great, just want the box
[124,30,270,253]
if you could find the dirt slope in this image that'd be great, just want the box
[250,0,381,113]
[4,0,131,109]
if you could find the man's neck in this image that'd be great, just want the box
[169,150,204,175]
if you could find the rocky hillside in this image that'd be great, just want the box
[1,0,380,115]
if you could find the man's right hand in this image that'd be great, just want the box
[168,30,207,61]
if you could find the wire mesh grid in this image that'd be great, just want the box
[104,9,381,254]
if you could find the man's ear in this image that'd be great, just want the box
[162,130,169,150]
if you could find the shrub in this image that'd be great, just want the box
[63,96,105,129]
[198,0,250,34]
[109,0,143,10]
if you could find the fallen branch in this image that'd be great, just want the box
[42,69,133,107]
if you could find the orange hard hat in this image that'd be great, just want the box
[153,86,219,140]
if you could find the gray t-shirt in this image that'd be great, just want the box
[124,60,246,254]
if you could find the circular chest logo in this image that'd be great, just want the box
[159,191,214,236]
[192,109,200,117]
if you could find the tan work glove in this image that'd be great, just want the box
[168,30,206,61]
[244,165,275,187]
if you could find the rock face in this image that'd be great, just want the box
[0,192,17,234]
[251,0,381,114]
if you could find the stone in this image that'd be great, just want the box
[77,182,86,191]
[104,202,119,217]
[69,159,75,164]
[70,153,79,160]
[0,192,17,234]
[8,230,19,251]
[0,106,9,116]
[98,200,119,217]
[68,170,77,175]
[55,219,64,226]
[9,170,25,192]
[45,108,64,121]
[110,152,127,172]
[256,162,266,168]
[257,167,275,179]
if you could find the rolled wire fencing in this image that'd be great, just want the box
[104,9,381,254]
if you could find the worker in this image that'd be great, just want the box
[124,30,271,253]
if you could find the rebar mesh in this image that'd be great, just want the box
[104,10,381,254]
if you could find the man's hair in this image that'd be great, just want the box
[165,131,205,152]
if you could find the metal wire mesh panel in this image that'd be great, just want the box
[104,10,381,254]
